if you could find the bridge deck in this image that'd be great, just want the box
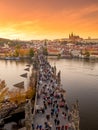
[33,55,75,130]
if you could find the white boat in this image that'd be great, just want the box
[5,57,20,60]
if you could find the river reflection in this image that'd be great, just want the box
[49,58,98,130]
[0,60,32,90]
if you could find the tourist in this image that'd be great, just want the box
[62,112,65,118]
[64,113,66,119]
[65,124,69,130]
[32,123,34,130]
[54,118,57,125]
[51,111,53,117]
[39,124,42,130]
[61,125,64,130]
[65,104,69,112]
[46,114,50,121]
[36,124,39,130]
[56,126,60,130]
[57,119,60,126]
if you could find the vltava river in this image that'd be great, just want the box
[0,59,98,130]
[0,60,32,90]
[49,58,98,130]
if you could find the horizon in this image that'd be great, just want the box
[1,35,98,41]
[0,0,98,40]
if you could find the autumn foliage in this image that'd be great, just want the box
[9,87,35,105]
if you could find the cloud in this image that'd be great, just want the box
[0,0,98,39]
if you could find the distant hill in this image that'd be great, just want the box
[0,38,28,46]
[0,38,11,44]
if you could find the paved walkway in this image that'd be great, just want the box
[33,54,76,130]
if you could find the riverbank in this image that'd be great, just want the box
[0,56,33,60]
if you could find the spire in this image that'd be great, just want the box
[71,32,73,37]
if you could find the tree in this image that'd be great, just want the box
[43,47,48,55]
[14,44,21,57]
[85,51,90,58]
[29,48,34,57]
[57,54,61,59]
[26,88,35,99]
[14,49,19,57]
[15,44,21,50]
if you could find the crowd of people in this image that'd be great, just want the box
[33,54,76,130]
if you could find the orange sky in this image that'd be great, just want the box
[0,0,98,40]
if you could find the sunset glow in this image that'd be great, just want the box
[0,0,98,40]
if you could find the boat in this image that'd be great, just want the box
[5,57,20,60]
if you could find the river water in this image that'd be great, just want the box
[0,59,98,130]
[49,58,98,130]
[0,60,32,90]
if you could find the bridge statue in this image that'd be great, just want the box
[25,99,32,130]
